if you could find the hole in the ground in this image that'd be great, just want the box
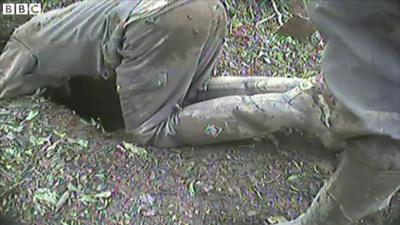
[43,76,126,132]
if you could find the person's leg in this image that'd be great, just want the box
[130,78,344,148]
[0,38,36,99]
[274,135,400,225]
[0,37,67,100]
[270,1,400,224]
[116,0,229,145]
[196,76,304,101]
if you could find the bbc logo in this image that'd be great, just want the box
[2,3,42,15]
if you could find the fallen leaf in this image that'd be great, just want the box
[267,215,288,224]
[122,142,148,159]
[25,110,39,121]
[188,180,197,197]
[80,194,96,203]
[77,139,89,148]
[247,210,257,217]
[95,191,112,199]
[33,188,58,208]
[55,190,70,212]
[287,174,301,183]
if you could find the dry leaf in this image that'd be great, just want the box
[267,215,288,224]
[55,190,70,212]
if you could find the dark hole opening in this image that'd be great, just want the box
[44,76,126,132]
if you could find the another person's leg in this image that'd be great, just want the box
[273,0,400,224]
[277,136,400,225]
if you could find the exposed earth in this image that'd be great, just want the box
[1,1,399,225]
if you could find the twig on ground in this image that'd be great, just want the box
[265,174,281,184]
[256,14,276,27]
[271,0,284,26]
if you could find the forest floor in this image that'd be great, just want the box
[1,1,399,225]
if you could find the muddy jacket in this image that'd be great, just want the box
[9,0,143,79]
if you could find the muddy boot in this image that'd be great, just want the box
[272,136,400,225]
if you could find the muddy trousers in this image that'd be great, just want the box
[0,37,69,100]
[275,136,400,225]
[274,0,400,223]
[117,0,327,148]
[0,38,40,99]
[125,78,328,147]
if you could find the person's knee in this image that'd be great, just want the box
[129,130,178,148]
[128,126,155,146]
[127,111,187,148]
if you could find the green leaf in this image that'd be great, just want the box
[67,183,78,192]
[33,188,58,208]
[55,190,70,212]
[29,135,47,146]
[122,142,135,151]
[54,130,66,138]
[122,142,148,159]
[267,215,288,224]
[67,138,89,149]
[25,110,39,121]
[80,194,96,204]
[188,180,197,197]
[287,174,301,183]
[94,191,112,199]
[77,139,89,149]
